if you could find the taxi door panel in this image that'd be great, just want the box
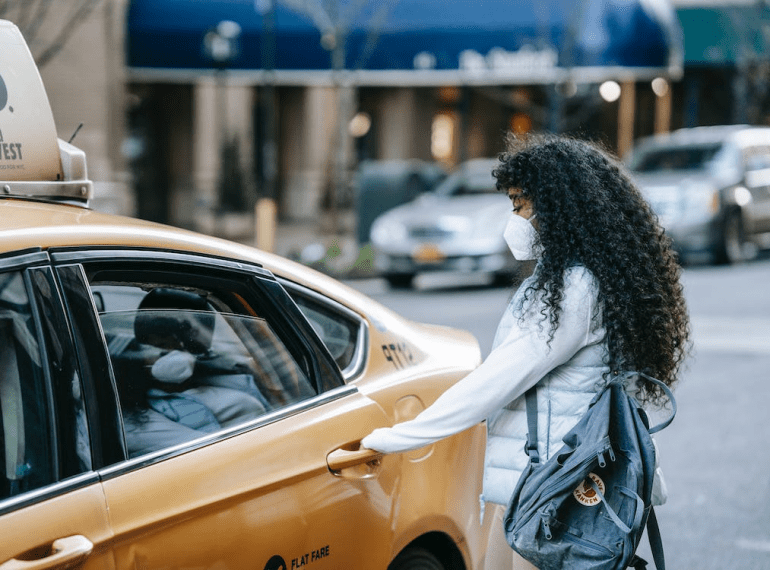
[0,481,114,570]
[102,388,397,570]
[0,258,114,570]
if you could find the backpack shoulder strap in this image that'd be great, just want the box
[646,506,666,570]
[524,387,540,464]
[632,372,677,434]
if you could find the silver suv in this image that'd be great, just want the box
[627,125,770,264]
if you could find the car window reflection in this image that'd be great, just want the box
[291,295,358,371]
[0,271,55,498]
[95,286,315,458]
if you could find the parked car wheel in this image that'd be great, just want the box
[716,210,746,265]
[385,273,415,289]
[388,547,445,570]
[491,272,514,288]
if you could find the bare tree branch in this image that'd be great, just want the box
[22,0,55,44]
[34,0,103,68]
[279,0,333,35]
[0,0,102,67]
[16,0,37,32]
[340,0,372,32]
[0,1,16,18]
[352,0,401,71]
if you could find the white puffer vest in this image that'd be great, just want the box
[481,268,609,507]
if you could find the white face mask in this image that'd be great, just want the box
[151,349,196,384]
[503,212,540,260]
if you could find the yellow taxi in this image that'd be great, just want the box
[0,20,513,570]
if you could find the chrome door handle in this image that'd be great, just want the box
[326,445,383,472]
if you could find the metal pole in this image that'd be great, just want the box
[256,0,278,252]
[204,21,241,229]
[654,82,672,135]
[548,83,563,133]
[330,24,347,236]
[216,67,227,215]
[617,80,636,159]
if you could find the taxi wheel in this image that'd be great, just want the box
[388,546,445,570]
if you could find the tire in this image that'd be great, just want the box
[388,546,445,570]
[491,272,515,288]
[385,273,415,289]
[715,210,745,265]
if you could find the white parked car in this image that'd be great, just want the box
[370,158,519,288]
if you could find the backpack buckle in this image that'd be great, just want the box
[525,437,540,463]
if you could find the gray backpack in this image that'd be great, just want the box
[503,372,675,570]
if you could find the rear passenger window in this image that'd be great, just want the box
[284,285,365,378]
[93,283,316,458]
[0,272,54,498]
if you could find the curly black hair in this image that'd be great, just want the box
[492,133,690,404]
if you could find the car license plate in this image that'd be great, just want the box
[413,244,445,263]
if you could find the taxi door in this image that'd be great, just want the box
[53,251,401,570]
[100,388,397,570]
[0,255,113,570]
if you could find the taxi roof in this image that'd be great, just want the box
[0,197,291,270]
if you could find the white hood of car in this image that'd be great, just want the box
[631,170,714,189]
[371,192,511,256]
[386,192,509,227]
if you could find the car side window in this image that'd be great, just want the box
[93,283,316,458]
[0,271,55,499]
[285,285,365,379]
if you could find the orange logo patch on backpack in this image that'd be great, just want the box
[573,473,605,506]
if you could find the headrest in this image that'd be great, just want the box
[133,288,215,354]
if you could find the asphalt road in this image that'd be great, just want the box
[346,258,770,570]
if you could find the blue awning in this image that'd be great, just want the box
[127,0,683,85]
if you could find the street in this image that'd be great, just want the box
[346,258,770,569]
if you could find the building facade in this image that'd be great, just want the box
[23,0,770,253]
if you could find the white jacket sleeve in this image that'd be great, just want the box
[361,267,597,453]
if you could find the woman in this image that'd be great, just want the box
[361,133,690,568]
